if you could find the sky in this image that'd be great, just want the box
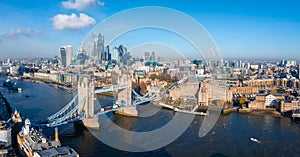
[0,0,300,60]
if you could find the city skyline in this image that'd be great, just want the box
[0,0,300,59]
[1,1,300,156]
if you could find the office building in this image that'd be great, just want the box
[118,45,127,57]
[92,33,104,61]
[151,51,156,62]
[104,45,110,61]
[144,52,150,62]
[60,45,73,67]
[75,47,87,65]
[111,47,119,62]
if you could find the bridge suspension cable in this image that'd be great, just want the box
[41,96,86,127]
[47,94,78,121]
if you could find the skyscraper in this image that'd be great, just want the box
[118,45,127,57]
[60,47,66,67]
[92,33,104,61]
[98,34,105,61]
[111,47,119,62]
[76,47,87,65]
[105,45,110,61]
[144,52,150,62]
[60,45,73,67]
[151,51,156,62]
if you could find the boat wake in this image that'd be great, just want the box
[250,137,261,143]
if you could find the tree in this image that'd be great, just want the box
[149,74,157,80]
[140,82,148,95]
[240,96,247,104]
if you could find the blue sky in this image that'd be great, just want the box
[0,0,300,60]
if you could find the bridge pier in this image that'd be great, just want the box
[82,117,99,128]
[116,106,138,116]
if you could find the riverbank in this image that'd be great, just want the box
[249,109,282,118]
[0,91,18,156]
[21,76,64,85]
[153,102,207,116]
[96,92,115,97]
[0,92,12,121]
[222,107,282,118]
[21,76,72,86]
[21,76,75,92]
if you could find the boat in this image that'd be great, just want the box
[3,78,21,91]
[11,109,22,123]
[250,137,261,143]
[17,119,79,157]
[3,78,15,88]
[292,108,300,118]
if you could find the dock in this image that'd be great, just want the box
[156,102,207,116]
[292,109,300,118]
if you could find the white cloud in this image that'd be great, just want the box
[0,28,41,40]
[62,0,104,10]
[52,13,96,30]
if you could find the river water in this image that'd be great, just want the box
[1,76,300,157]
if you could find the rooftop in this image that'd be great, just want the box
[19,129,60,152]
[37,146,79,157]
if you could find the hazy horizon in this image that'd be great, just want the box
[1,0,300,60]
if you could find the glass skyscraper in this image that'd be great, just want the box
[60,45,73,67]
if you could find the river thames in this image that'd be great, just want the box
[1,77,300,157]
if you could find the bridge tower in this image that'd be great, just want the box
[116,74,138,116]
[116,74,132,106]
[78,74,99,128]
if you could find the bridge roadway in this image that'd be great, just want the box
[94,84,127,94]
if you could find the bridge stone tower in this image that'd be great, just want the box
[116,74,138,116]
[78,74,99,128]
[116,74,132,106]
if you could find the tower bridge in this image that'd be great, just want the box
[38,74,157,128]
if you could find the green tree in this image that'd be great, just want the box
[239,96,247,105]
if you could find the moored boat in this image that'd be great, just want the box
[17,119,79,157]
[3,78,21,91]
